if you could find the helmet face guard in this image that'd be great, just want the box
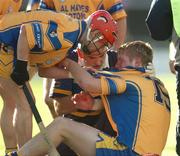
[82,31,109,55]
[82,10,117,55]
[88,10,117,45]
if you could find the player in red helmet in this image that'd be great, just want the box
[81,10,117,56]
[87,10,117,45]
[0,9,117,85]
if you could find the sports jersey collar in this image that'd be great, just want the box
[122,66,146,73]
[106,66,146,73]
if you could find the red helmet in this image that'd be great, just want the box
[89,10,117,45]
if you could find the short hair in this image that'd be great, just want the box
[117,41,153,66]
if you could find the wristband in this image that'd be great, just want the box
[14,60,28,72]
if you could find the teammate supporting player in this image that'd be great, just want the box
[9,41,171,156]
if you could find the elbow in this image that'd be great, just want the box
[78,78,99,93]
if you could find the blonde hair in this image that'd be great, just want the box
[118,41,153,66]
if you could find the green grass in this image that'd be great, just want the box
[0,74,178,155]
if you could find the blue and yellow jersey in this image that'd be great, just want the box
[51,51,117,118]
[97,67,170,155]
[0,10,86,68]
[52,50,102,117]
[40,0,126,20]
[0,43,14,78]
[53,77,102,118]
[0,0,36,78]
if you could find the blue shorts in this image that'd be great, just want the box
[96,132,139,156]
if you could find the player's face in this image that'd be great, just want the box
[84,30,110,53]
[115,53,136,69]
[82,30,109,69]
[83,51,106,69]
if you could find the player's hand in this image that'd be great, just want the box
[72,91,94,110]
[145,62,156,76]
[10,60,29,86]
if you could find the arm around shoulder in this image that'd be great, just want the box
[62,58,102,94]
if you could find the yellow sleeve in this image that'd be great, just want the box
[102,0,127,20]
[100,76,126,95]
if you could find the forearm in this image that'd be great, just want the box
[65,59,101,93]
[17,25,29,61]
[38,66,69,79]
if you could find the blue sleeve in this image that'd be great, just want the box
[72,83,83,94]
[52,78,74,97]
[146,0,173,40]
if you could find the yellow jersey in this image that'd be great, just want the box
[96,67,170,155]
[40,0,126,20]
[0,10,86,68]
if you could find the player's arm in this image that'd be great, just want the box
[17,25,29,61]
[62,58,126,95]
[38,49,78,78]
[63,58,101,94]
[11,23,68,86]
[10,25,30,86]
[38,64,69,79]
